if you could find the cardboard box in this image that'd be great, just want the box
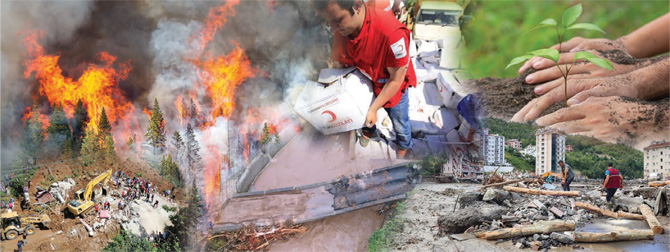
[294,68,373,135]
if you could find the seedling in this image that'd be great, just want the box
[506,4,614,106]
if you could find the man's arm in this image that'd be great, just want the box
[620,13,670,58]
[603,175,610,188]
[365,66,407,127]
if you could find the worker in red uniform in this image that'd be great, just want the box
[602,163,623,203]
[315,0,416,158]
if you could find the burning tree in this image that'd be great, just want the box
[21,102,46,161]
[145,98,167,155]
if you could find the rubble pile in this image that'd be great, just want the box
[437,180,670,251]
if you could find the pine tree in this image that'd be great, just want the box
[72,99,89,151]
[160,154,182,186]
[98,107,112,137]
[171,131,184,164]
[103,134,116,162]
[185,123,202,178]
[21,102,46,159]
[145,98,166,155]
[45,103,72,156]
[260,123,270,145]
[126,134,135,152]
[80,127,98,165]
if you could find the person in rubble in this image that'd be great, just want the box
[315,0,416,159]
[558,160,574,191]
[602,163,623,204]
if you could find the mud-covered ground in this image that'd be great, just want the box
[383,181,670,252]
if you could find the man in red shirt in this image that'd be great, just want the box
[602,163,623,204]
[315,0,416,158]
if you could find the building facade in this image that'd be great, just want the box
[505,139,522,150]
[480,128,506,165]
[535,128,565,175]
[566,145,573,152]
[644,141,670,179]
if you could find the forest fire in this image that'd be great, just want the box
[22,31,135,135]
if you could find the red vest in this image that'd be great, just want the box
[606,168,621,189]
[331,5,417,108]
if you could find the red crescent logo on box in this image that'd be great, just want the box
[322,110,336,122]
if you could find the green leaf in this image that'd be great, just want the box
[505,54,533,69]
[567,23,606,34]
[562,3,582,27]
[574,51,614,71]
[523,18,557,35]
[529,48,559,63]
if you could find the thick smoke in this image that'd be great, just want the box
[1,0,332,211]
[1,0,95,167]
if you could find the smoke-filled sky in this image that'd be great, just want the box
[1,0,330,168]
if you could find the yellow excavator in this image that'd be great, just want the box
[541,171,563,183]
[67,169,112,216]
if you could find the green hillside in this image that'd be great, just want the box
[482,118,644,178]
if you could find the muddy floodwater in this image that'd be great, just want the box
[251,131,398,251]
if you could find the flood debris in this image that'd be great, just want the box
[206,224,307,251]
[639,204,665,234]
[475,220,575,240]
[574,230,654,242]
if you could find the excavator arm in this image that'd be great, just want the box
[83,169,112,202]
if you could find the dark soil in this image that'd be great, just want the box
[464,68,563,121]
[465,50,667,121]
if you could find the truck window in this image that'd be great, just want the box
[417,9,460,26]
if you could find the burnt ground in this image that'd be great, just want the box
[464,50,668,122]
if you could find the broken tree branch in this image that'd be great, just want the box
[475,220,575,240]
[503,186,579,197]
[640,204,664,234]
[575,201,618,219]
[573,230,654,242]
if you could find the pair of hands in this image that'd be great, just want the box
[511,37,669,144]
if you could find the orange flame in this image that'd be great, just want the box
[192,43,255,124]
[191,0,240,54]
[21,106,50,132]
[22,31,134,135]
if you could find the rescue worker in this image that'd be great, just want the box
[558,160,574,191]
[602,163,623,203]
[315,0,416,158]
